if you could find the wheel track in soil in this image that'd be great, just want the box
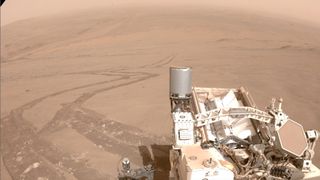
[1,55,175,180]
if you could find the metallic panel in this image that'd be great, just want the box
[170,67,192,98]
[276,119,308,157]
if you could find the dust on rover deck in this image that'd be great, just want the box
[166,67,320,180]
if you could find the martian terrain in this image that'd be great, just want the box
[1,3,320,180]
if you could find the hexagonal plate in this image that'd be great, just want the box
[276,119,308,157]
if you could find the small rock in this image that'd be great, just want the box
[33,162,40,168]
[58,161,63,167]
[16,156,23,162]
[23,166,33,174]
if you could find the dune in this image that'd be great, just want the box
[1,4,320,180]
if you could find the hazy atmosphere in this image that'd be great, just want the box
[2,0,320,26]
[1,1,320,180]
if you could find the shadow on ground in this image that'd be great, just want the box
[139,145,171,180]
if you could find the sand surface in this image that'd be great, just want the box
[1,5,320,180]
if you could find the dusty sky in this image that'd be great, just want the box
[1,0,320,26]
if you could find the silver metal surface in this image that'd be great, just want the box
[170,67,192,98]
[122,158,130,171]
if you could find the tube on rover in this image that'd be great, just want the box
[169,67,192,98]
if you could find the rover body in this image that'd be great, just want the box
[168,67,320,180]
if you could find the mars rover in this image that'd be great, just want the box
[168,67,320,180]
[118,67,320,180]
